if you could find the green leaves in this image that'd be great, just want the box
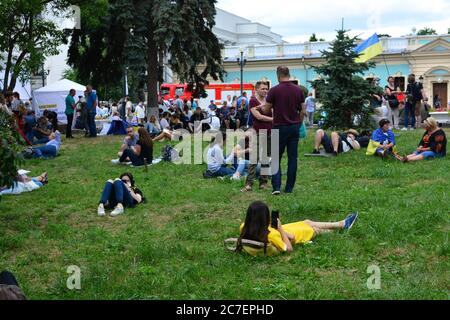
[310,30,378,130]
[0,110,24,192]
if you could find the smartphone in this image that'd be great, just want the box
[271,210,279,229]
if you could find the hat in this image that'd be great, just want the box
[379,118,390,128]
[17,169,30,176]
[346,129,359,137]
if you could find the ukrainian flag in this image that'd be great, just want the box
[355,33,383,63]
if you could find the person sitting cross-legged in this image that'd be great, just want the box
[97,172,145,216]
[118,126,139,158]
[401,117,447,163]
[234,201,358,257]
[371,118,399,159]
[312,129,360,156]
[112,127,153,167]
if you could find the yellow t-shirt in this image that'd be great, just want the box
[239,221,315,256]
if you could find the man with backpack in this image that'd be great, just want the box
[403,74,427,131]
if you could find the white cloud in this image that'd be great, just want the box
[217,0,450,42]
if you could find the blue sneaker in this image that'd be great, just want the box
[344,213,358,230]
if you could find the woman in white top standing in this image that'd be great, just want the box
[135,101,146,125]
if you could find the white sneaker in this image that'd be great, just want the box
[231,174,241,181]
[110,204,124,216]
[97,204,105,216]
[410,127,416,131]
[401,127,408,131]
[111,159,120,165]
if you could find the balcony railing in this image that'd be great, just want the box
[222,36,430,61]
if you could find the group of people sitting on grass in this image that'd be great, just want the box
[311,117,446,162]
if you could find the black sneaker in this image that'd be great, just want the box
[312,149,320,154]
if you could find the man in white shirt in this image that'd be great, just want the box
[305,92,316,128]
[198,111,221,131]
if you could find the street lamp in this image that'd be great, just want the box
[237,48,247,96]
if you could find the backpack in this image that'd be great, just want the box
[161,144,179,162]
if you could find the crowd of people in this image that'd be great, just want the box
[0,65,448,260]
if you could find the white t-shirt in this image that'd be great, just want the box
[125,101,133,115]
[135,105,145,119]
[201,115,221,130]
[342,137,354,153]
[160,118,170,130]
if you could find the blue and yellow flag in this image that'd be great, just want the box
[355,33,383,63]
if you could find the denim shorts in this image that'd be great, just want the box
[414,151,440,160]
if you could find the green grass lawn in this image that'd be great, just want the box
[0,128,449,300]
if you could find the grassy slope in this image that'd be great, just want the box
[0,129,449,300]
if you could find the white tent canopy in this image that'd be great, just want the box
[32,79,86,124]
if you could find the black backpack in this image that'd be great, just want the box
[161,145,179,162]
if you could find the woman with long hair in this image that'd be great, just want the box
[236,201,358,256]
[97,172,144,216]
[118,127,153,167]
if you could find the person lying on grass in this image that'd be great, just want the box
[97,172,144,216]
[401,117,447,163]
[312,128,360,156]
[112,127,153,167]
[0,171,48,196]
[235,201,358,256]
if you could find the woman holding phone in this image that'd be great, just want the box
[97,172,144,216]
[235,201,358,256]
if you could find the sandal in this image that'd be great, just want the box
[240,185,252,193]
[259,183,269,190]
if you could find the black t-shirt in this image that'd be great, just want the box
[137,140,153,163]
[131,187,144,205]
[406,82,423,102]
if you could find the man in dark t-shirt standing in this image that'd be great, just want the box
[257,66,305,195]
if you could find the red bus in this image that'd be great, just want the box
[160,83,255,109]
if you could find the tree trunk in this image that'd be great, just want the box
[2,45,13,93]
[147,34,159,119]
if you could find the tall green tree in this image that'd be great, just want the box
[68,0,224,117]
[310,30,378,130]
[416,27,437,36]
[0,0,70,92]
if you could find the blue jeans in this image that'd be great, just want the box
[99,180,134,208]
[33,145,57,158]
[88,112,97,137]
[414,150,441,160]
[272,124,300,193]
[404,102,416,128]
[214,166,235,177]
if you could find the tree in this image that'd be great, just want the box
[416,27,437,36]
[0,0,70,93]
[310,30,379,130]
[448,28,450,34]
[68,0,225,117]
[0,109,24,195]
[309,33,318,42]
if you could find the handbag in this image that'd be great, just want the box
[299,122,307,139]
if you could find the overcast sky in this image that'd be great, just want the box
[216,0,450,42]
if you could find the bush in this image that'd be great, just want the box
[0,109,24,192]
